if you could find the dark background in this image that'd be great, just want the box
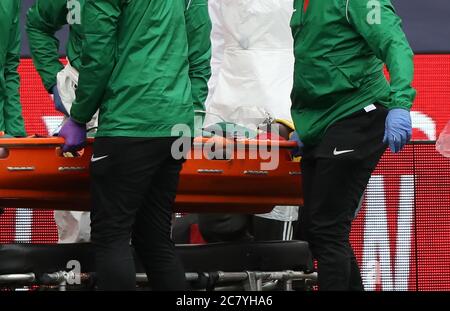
[19,0,450,55]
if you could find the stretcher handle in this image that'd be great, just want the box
[0,137,94,147]
[0,136,297,149]
[195,137,298,149]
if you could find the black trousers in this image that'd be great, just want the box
[197,213,297,243]
[90,137,188,291]
[299,104,388,291]
[198,214,253,243]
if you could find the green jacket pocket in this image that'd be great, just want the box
[292,57,356,108]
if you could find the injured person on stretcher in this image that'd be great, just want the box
[182,0,300,244]
[23,0,300,246]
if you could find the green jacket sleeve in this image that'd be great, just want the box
[346,0,416,110]
[71,0,122,124]
[4,1,25,137]
[26,0,68,92]
[185,0,212,114]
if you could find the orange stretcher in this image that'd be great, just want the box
[0,137,303,214]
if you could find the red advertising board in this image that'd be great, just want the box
[351,144,450,291]
[1,56,450,290]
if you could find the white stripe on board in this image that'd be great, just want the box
[282,221,288,241]
[14,208,33,243]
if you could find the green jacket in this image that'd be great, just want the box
[26,0,85,92]
[291,0,416,145]
[26,0,211,112]
[0,0,26,137]
[59,0,209,138]
[185,0,212,116]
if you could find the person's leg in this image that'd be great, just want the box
[346,145,387,290]
[252,216,295,241]
[198,214,253,243]
[90,137,167,290]
[304,157,359,290]
[303,105,388,291]
[296,151,315,243]
[132,141,188,291]
[349,249,364,291]
[172,214,198,244]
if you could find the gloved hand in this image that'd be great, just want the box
[0,131,13,138]
[290,131,304,157]
[0,132,9,158]
[383,108,412,153]
[58,118,87,152]
[52,85,69,116]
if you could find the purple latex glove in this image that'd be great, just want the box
[290,131,304,157]
[383,108,412,153]
[58,118,87,152]
[52,85,69,116]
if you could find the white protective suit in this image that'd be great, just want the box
[53,61,96,244]
[54,209,91,243]
[204,0,295,129]
[56,61,99,131]
[206,0,299,225]
[437,120,450,158]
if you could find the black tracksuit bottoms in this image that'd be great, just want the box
[90,137,188,291]
[299,104,388,291]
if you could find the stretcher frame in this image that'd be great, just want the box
[0,271,318,291]
[0,136,303,214]
[0,136,313,291]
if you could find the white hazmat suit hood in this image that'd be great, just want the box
[204,0,295,129]
[205,0,298,224]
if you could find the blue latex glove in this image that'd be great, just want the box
[58,118,87,152]
[383,108,412,153]
[52,85,69,116]
[290,131,304,157]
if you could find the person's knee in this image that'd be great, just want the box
[198,214,253,243]
[307,230,350,254]
[91,227,131,249]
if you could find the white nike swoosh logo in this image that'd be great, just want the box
[333,148,355,156]
[91,155,109,162]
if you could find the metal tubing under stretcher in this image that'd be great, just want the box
[0,273,35,284]
[136,271,317,283]
[0,271,317,289]
[137,271,318,291]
